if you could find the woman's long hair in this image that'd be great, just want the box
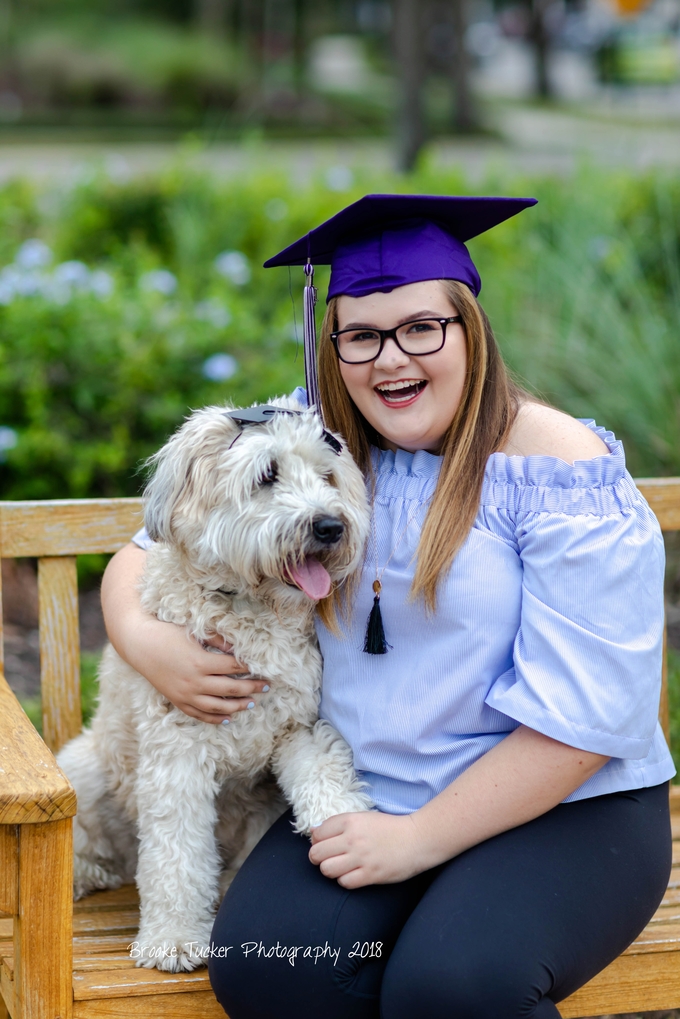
[317,279,527,615]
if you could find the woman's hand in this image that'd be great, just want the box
[101,543,269,724]
[309,726,609,889]
[309,812,426,888]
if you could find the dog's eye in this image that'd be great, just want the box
[322,470,338,488]
[259,462,278,486]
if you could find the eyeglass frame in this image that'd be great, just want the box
[330,316,463,365]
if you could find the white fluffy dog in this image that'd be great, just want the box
[57,398,373,972]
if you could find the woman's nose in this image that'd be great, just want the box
[373,337,410,370]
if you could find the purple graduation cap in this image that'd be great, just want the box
[263,193,537,418]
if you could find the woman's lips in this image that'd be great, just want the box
[374,380,428,407]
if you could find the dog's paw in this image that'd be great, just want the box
[73,859,123,901]
[294,790,374,835]
[132,925,213,972]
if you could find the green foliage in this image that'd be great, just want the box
[4,164,680,501]
[17,22,244,114]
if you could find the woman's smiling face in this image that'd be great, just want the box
[336,280,467,454]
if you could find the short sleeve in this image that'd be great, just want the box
[131,526,154,550]
[484,424,666,760]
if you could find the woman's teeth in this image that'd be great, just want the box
[375,380,427,402]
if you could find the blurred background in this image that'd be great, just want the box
[5,0,680,895]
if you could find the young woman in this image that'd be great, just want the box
[101,195,674,1019]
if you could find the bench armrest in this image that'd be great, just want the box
[0,673,76,824]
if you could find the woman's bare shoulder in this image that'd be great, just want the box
[500,402,610,465]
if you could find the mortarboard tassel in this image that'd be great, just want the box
[303,261,322,418]
[363,580,391,654]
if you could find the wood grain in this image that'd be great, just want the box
[0,556,4,678]
[0,673,76,824]
[661,617,670,743]
[0,827,17,916]
[0,972,10,1019]
[14,818,73,1019]
[38,557,82,754]
[73,992,224,1019]
[72,910,139,936]
[0,499,143,559]
[637,477,680,530]
[558,946,680,1016]
[73,967,212,1000]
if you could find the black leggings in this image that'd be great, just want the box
[209,782,671,1019]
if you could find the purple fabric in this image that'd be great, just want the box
[327,220,481,298]
[263,193,537,300]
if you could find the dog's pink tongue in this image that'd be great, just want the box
[289,557,331,600]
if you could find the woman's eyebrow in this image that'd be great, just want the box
[339,310,447,330]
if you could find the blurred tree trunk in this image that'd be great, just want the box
[196,0,230,34]
[236,0,265,91]
[449,0,478,132]
[292,0,306,94]
[528,0,552,98]
[393,0,425,172]
[0,0,14,64]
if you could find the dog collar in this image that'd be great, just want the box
[224,406,342,455]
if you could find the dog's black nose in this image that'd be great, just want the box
[313,517,344,545]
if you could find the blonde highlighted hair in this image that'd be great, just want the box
[318,280,527,613]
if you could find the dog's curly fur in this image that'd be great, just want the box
[57,398,373,973]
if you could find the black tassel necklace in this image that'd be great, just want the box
[363,504,419,655]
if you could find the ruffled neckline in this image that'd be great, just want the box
[374,420,625,490]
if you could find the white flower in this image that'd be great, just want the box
[0,278,14,305]
[140,270,178,296]
[325,166,353,192]
[54,261,91,290]
[89,270,114,299]
[202,353,238,382]
[194,300,231,329]
[214,251,251,286]
[15,239,52,270]
[0,425,18,461]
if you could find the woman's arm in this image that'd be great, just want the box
[309,725,608,888]
[101,544,269,724]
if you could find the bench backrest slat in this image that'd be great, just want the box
[38,557,81,751]
[0,498,144,558]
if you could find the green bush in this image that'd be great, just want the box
[17,22,244,113]
[3,164,680,501]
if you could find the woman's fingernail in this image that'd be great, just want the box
[262,684,270,692]
[247,701,255,709]
[222,718,230,725]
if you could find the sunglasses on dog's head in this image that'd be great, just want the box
[225,405,343,455]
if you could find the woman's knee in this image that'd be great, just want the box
[380,952,559,1019]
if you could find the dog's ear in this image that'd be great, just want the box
[143,407,240,543]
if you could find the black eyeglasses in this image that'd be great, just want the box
[330,316,462,365]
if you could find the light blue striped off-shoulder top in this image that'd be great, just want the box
[316,421,676,814]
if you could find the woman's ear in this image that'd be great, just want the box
[143,407,240,543]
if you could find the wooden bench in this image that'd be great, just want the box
[0,486,680,1019]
